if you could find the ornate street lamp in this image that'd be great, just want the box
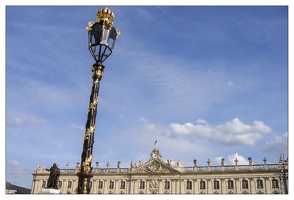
[75,7,120,194]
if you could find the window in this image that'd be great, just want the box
[89,181,92,189]
[109,181,114,189]
[257,180,263,189]
[272,179,279,189]
[139,181,145,189]
[165,181,170,189]
[213,180,220,189]
[67,181,72,188]
[200,181,206,189]
[186,180,192,189]
[42,181,46,188]
[98,181,103,189]
[242,180,248,189]
[120,181,125,189]
[228,180,234,189]
[58,181,62,188]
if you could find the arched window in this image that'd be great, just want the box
[186,180,192,189]
[242,180,248,189]
[98,181,103,189]
[272,179,279,189]
[200,181,206,189]
[257,180,263,189]
[109,181,114,189]
[58,181,62,188]
[228,180,234,189]
[139,181,145,189]
[213,180,220,189]
[165,180,170,189]
[67,181,72,188]
[120,181,125,189]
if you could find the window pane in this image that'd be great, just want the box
[140,181,145,189]
[200,181,206,189]
[165,181,170,189]
[98,181,103,189]
[67,181,72,188]
[214,181,219,189]
[242,180,248,189]
[109,181,114,189]
[58,181,62,188]
[272,179,279,189]
[121,181,125,189]
[228,180,234,189]
[186,181,192,189]
[257,180,263,189]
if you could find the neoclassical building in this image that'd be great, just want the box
[31,148,288,194]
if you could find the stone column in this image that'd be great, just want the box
[264,177,269,194]
[114,179,119,194]
[220,178,226,194]
[170,179,176,194]
[133,179,138,194]
[207,178,211,194]
[126,179,131,194]
[72,179,78,194]
[35,179,41,194]
[179,178,184,194]
[158,179,163,194]
[235,178,240,194]
[192,179,197,194]
[91,179,96,194]
[174,179,179,194]
[249,177,255,194]
[103,180,108,194]
[31,178,36,194]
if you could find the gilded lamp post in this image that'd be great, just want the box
[75,7,120,194]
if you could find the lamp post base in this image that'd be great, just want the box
[76,172,94,194]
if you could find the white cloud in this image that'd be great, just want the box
[139,117,149,124]
[214,153,249,165]
[71,124,84,130]
[227,153,249,165]
[6,117,47,127]
[6,160,32,188]
[197,119,208,124]
[169,118,272,146]
[260,132,288,154]
[140,117,155,130]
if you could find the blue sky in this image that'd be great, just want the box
[4,4,289,189]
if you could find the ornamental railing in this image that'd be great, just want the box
[34,164,282,174]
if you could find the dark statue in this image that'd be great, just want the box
[46,163,60,189]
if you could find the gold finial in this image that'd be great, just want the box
[96,7,114,27]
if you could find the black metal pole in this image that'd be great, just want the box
[76,62,105,194]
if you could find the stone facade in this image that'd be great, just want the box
[31,148,288,194]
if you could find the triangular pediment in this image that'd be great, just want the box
[132,158,180,173]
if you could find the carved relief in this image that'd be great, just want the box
[136,160,173,173]
[149,178,159,194]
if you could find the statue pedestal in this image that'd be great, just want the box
[38,188,61,194]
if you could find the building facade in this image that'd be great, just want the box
[31,148,288,194]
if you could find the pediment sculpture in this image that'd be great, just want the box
[133,160,179,173]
